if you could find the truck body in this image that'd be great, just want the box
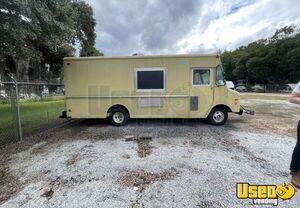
[63,54,242,126]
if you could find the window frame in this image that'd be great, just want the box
[135,67,167,92]
[191,68,211,86]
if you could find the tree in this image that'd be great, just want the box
[270,25,296,42]
[221,51,236,81]
[0,0,102,82]
[286,47,300,83]
[221,25,300,85]
[72,0,103,57]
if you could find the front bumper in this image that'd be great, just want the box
[239,106,255,115]
[238,109,243,115]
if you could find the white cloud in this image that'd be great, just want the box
[178,0,300,54]
[85,0,300,55]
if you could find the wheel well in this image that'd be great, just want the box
[107,105,130,117]
[211,104,232,113]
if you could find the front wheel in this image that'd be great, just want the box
[108,108,129,126]
[208,107,228,126]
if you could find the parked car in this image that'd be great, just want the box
[236,86,247,92]
[279,84,293,93]
[226,81,235,90]
[236,80,246,87]
[252,84,265,93]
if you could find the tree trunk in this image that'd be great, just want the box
[16,57,30,82]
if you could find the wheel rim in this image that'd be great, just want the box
[113,112,125,124]
[213,111,225,123]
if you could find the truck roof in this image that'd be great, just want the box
[64,53,220,61]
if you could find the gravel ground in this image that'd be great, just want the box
[1,98,300,208]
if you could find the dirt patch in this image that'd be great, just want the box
[229,114,296,137]
[118,169,177,192]
[0,148,20,204]
[125,135,154,158]
[65,153,80,166]
[137,140,153,158]
[0,168,20,203]
[252,117,295,135]
[238,99,299,136]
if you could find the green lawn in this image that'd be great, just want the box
[0,98,65,145]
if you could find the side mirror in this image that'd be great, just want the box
[216,80,225,87]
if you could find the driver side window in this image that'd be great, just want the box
[216,65,225,86]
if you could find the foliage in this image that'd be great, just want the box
[72,0,103,57]
[0,0,102,82]
[221,25,300,84]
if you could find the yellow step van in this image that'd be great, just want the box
[63,54,246,126]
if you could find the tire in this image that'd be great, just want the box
[208,107,228,126]
[108,108,129,126]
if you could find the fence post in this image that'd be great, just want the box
[15,82,23,141]
[4,71,23,141]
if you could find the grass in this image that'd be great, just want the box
[240,92,290,100]
[0,97,65,145]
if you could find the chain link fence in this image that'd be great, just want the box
[0,82,19,143]
[0,77,65,145]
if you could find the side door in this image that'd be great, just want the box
[189,68,214,118]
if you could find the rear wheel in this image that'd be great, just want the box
[109,108,129,126]
[208,107,228,126]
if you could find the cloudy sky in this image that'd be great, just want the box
[84,0,300,56]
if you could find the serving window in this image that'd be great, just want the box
[135,68,166,91]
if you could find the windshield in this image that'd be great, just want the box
[216,65,225,86]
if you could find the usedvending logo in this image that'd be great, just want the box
[236,182,295,206]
